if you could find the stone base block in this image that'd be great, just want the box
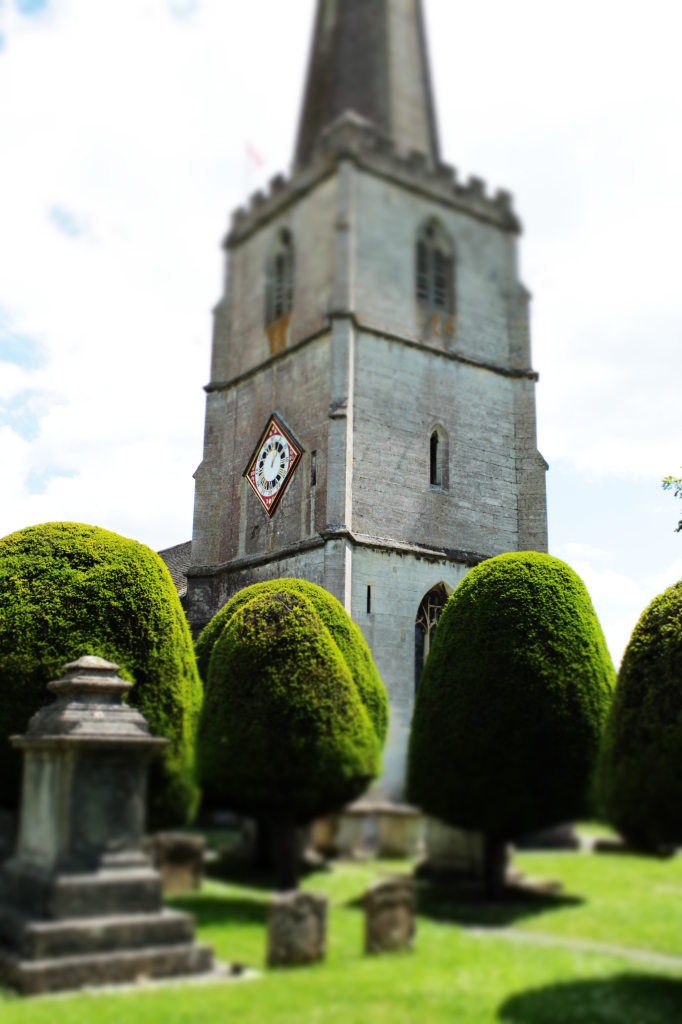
[267,891,327,967]
[365,876,415,954]
[0,861,162,919]
[0,941,214,996]
[310,815,339,856]
[336,814,365,857]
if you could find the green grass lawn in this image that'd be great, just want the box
[2,852,682,1022]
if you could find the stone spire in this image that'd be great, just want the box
[294,0,440,170]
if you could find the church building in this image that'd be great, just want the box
[183,0,548,799]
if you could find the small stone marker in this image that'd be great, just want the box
[154,833,205,895]
[267,891,327,967]
[365,876,415,954]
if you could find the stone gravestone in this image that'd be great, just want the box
[0,656,213,995]
[153,834,205,895]
[365,876,415,954]
[267,891,327,967]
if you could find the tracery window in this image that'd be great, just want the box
[415,583,449,690]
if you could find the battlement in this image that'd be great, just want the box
[226,113,520,248]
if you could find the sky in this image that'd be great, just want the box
[1,0,681,667]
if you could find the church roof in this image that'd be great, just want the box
[158,540,192,599]
[295,0,440,171]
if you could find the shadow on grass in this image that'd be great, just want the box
[498,974,682,1023]
[205,858,279,891]
[415,878,584,928]
[205,856,328,892]
[166,894,267,929]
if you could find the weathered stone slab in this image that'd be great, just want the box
[0,942,213,996]
[266,891,327,967]
[0,908,194,960]
[365,876,415,954]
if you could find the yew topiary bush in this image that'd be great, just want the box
[196,584,382,888]
[597,581,682,849]
[408,551,614,893]
[0,522,203,828]
[195,578,388,747]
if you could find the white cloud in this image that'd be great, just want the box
[569,561,647,604]
[554,542,611,562]
[645,559,682,594]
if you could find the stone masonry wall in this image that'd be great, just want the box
[352,170,519,369]
[352,331,522,555]
[351,545,468,798]
[192,334,332,577]
[210,176,338,386]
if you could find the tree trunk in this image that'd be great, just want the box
[254,819,273,869]
[270,816,299,891]
[483,836,507,899]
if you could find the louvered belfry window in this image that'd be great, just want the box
[415,221,454,314]
[267,229,294,325]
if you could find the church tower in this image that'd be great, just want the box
[186,0,548,798]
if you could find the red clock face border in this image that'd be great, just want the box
[243,414,303,518]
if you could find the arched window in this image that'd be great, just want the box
[415,583,450,690]
[428,424,448,490]
[266,229,294,326]
[415,219,454,313]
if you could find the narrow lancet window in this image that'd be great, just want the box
[430,431,440,486]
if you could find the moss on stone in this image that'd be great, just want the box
[195,578,388,746]
[407,551,614,839]
[597,581,682,847]
[0,522,203,828]
[196,588,380,820]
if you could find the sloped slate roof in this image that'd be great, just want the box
[158,540,192,599]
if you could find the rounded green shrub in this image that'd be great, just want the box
[196,588,380,821]
[0,522,203,827]
[195,578,388,746]
[597,581,682,847]
[408,551,615,841]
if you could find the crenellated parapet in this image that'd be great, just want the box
[226,112,520,248]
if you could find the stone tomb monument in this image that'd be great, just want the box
[0,656,212,995]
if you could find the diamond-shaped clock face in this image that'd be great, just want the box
[244,414,303,517]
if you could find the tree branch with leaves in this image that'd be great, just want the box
[662,471,682,533]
